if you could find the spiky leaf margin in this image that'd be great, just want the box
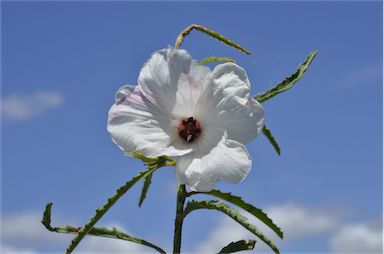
[42,203,165,254]
[256,51,318,103]
[218,239,256,253]
[183,200,280,254]
[188,190,283,238]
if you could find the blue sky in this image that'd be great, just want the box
[1,1,382,253]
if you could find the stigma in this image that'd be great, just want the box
[178,117,202,142]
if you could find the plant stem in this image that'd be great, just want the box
[173,184,187,254]
[174,24,251,55]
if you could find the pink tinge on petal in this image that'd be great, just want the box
[116,86,143,105]
[187,75,198,88]
[108,85,147,121]
[121,92,142,107]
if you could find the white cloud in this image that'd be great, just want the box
[1,212,155,254]
[194,203,371,253]
[331,223,382,253]
[1,91,63,121]
[340,63,382,88]
[78,236,148,254]
[1,211,71,249]
[76,222,152,254]
[265,203,341,239]
[2,206,382,254]
[195,203,340,253]
[195,215,255,254]
[0,245,38,254]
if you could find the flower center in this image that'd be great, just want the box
[178,117,202,143]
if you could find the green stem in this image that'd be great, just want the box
[173,184,187,254]
[174,24,251,55]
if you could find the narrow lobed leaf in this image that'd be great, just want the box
[188,190,283,238]
[197,56,236,65]
[41,203,165,254]
[183,200,280,254]
[255,51,318,103]
[41,202,54,231]
[138,172,153,207]
[262,126,281,155]
[175,24,251,55]
[218,239,256,254]
[65,166,160,254]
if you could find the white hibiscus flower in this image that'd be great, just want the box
[108,48,264,191]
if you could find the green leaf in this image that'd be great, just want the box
[183,200,280,254]
[262,126,281,155]
[218,239,256,253]
[197,56,236,65]
[64,166,160,254]
[175,24,251,55]
[255,51,318,103]
[41,202,54,231]
[138,172,153,207]
[41,203,166,254]
[188,190,283,238]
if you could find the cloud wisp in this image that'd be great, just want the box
[1,91,63,121]
[1,212,150,254]
[331,222,382,253]
[194,202,382,253]
[1,211,71,250]
[194,202,341,253]
[339,63,382,88]
[1,205,381,253]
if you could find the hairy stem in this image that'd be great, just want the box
[174,24,251,55]
[173,184,187,254]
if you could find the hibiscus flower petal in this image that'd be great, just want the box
[175,131,251,192]
[172,62,211,117]
[138,48,211,118]
[108,85,192,157]
[196,63,264,144]
[138,48,189,114]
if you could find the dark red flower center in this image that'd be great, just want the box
[178,117,202,143]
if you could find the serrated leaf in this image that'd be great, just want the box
[138,172,153,207]
[191,190,283,238]
[262,126,281,155]
[41,203,165,254]
[255,51,318,103]
[218,239,256,253]
[41,202,54,231]
[197,56,236,65]
[183,200,280,254]
[175,24,251,55]
[65,166,160,254]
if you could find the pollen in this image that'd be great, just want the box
[178,117,202,143]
